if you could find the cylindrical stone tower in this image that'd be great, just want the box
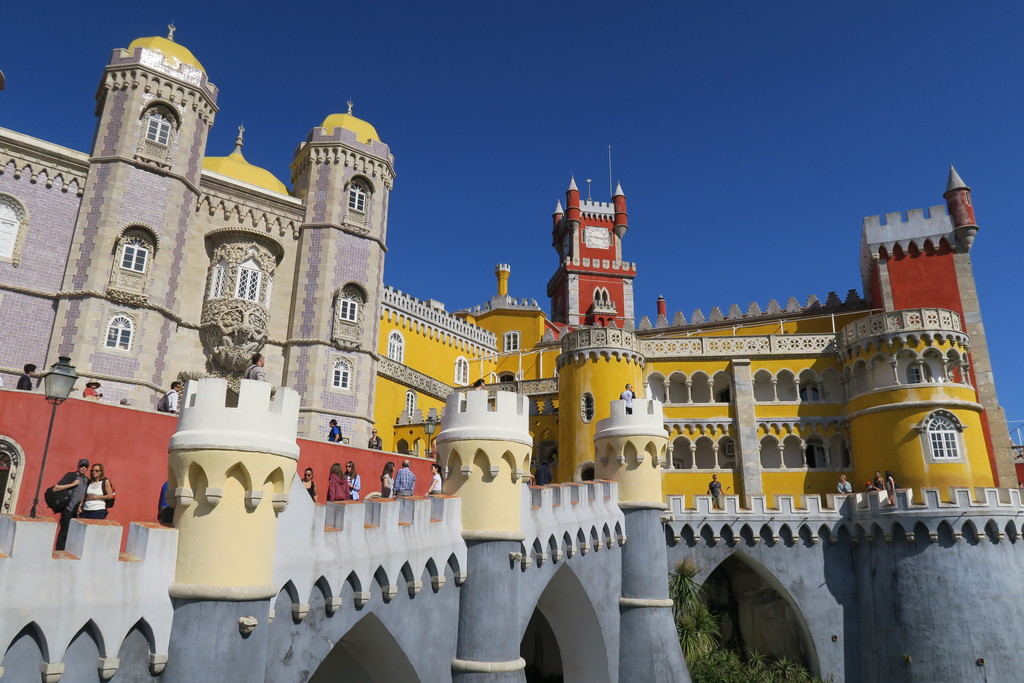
[594,397,691,683]
[557,327,645,481]
[163,377,300,683]
[437,389,533,682]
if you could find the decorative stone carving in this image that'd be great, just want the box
[200,297,269,373]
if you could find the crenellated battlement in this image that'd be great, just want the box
[0,516,176,676]
[171,378,300,459]
[435,389,532,447]
[638,290,867,332]
[272,477,467,611]
[519,481,626,566]
[383,285,497,349]
[595,399,666,441]
[667,487,1024,547]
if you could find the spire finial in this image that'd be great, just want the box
[234,124,245,154]
[347,99,354,115]
[167,23,176,41]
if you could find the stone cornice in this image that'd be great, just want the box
[643,334,837,360]
[376,357,453,401]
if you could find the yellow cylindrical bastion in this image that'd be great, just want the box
[594,398,668,509]
[167,378,300,600]
[437,390,533,541]
[557,328,646,480]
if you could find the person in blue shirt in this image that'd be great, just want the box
[394,460,416,497]
[327,419,342,443]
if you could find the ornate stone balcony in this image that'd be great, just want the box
[837,308,965,355]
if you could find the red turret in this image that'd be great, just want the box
[565,176,581,227]
[656,295,666,318]
[943,166,978,251]
[551,200,564,248]
[613,181,628,239]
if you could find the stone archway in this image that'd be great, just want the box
[521,564,611,683]
[702,552,819,676]
[310,613,418,683]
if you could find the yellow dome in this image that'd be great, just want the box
[321,112,380,144]
[127,35,205,73]
[203,151,288,195]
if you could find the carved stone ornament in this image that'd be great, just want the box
[107,288,149,307]
[199,297,268,373]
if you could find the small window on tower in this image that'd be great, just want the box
[145,111,172,146]
[348,183,367,213]
[503,331,521,352]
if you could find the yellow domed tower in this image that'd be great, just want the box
[557,327,646,481]
[283,101,395,440]
[203,125,288,195]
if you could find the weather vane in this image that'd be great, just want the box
[167,23,176,41]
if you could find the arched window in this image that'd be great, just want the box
[210,259,228,298]
[145,110,173,145]
[580,392,595,423]
[105,315,134,350]
[348,183,367,213]
[235,258,263,302]
[804,439,826,468]
[0,195,25,260]
[332,359,352,390]
[405,390,417,418]
[454,357,470,386]
[503,331,521,352]
[921,411,964,461]
[387,331,404,363]
[120,234,150,272]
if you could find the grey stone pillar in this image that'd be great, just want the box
[452,540,526,682]
[731,359,762,501]
[619,508,691,682]
[163,598,271,683]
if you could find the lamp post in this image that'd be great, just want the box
[424,415,438,460]
[29,356,79,518]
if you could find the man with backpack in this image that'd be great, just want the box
[157,381,182,413]
[50,458,90,551]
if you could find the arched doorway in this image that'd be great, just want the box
[521,564,611,683]
[310,613,418,683]
[703,552,819,675]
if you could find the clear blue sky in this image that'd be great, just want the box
[3,2,1022,438]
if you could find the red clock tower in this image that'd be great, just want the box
[546,178,636,327]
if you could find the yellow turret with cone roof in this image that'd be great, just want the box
[321,101,381,143]
[128,25,205,73]
[203,126,289,195]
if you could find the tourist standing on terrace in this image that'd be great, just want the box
[394,460,416,497]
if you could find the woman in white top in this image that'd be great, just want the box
[80,463,114,519]
[428,462,443,495]
[346,461,362,501]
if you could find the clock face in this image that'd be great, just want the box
[584,226,610,249]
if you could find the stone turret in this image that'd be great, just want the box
[594,398,691,682]
[163,377,300,683]
[436,389,534,681]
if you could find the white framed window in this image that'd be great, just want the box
[405,390,417,417]
[503,331,521,352]
[210,259,228,298]
[338,293,359,322]
[120,237,149,272]
[235,258,263,302]
[332,359,352,390]
[907,362,932,384]
[348,184,367,213]
[0,198,22,260]
[145,111,172,145]
[387,331,404,363]
[454,357,470,386]
[105,315,134,351]
[926,413,961,460]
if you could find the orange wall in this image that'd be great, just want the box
[0,389,433,547]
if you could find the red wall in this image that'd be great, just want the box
[885,250,962,316]
[0,390,433,546]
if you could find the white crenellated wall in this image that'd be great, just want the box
[171,378,301,459]
[519,481,626,567]
[0,516,176,676]
[435,389,531,447]
[272,476,467,610]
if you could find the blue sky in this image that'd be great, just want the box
[3,2,1022,439]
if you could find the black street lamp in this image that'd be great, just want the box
[424,415,438,460]
[29,356,79,518]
